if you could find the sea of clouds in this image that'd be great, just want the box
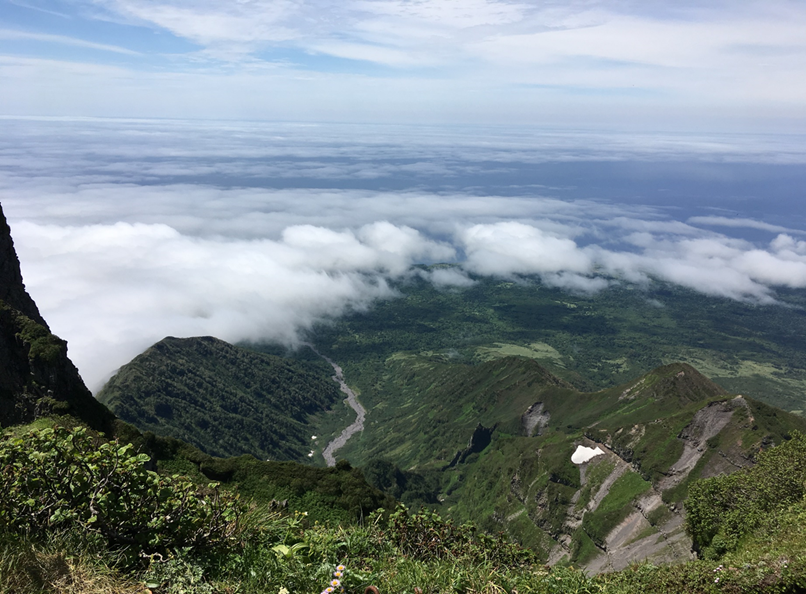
[2,117,806,390]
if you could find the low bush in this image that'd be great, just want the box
[375,505,538,568]
[0,426,243,559]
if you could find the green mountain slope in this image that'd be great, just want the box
[321,351,806,568]
[312,272,806,414]
[98,336,343,462]
[102,321,806,569]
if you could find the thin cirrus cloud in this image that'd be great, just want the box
[687,216,806,236]
[0,29,141,55]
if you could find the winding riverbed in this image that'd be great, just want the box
[307,345,366,467]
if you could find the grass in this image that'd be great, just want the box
[576,458,616,512]
[4,425,806,594]
[646,505,672,527]
[571,528,601,565]
[5,503,805,594]
[475,342,566,367]
[582,471,651,547]
[0,531,145,594]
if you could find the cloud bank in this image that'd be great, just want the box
[11,219,452,388]
[2,119,806,390]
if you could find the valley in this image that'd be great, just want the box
[98,270,806,571]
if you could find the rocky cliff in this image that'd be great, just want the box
[0,203,113,432]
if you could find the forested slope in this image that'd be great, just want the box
[98,336,343,462]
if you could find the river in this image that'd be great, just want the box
[306,345,366,467]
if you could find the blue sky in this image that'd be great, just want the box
[2,0,806,129]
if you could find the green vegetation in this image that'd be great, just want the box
[309,274,806,413]
[686,430,806,559]
[193,274,793,564]
[9,307,65,364]
[98,336,344,463]
[92,274,806,566]
[309,349,805,558]
[576,457,616,511]
[0,426,242,563]
[362,459,440,507]
[128,427,394,527]
[0,300,115,433]
[582,471,651,547]
[107,321,806,568]
[4,423,806,593]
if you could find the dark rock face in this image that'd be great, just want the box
[0,203,114,432]
[0,206,46,326]
[447,423,495,467]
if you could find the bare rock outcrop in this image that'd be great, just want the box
[522,402,550,436]
[0,203,114,432]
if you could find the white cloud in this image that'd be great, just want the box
[95,0,301,46]
[12,219,436,389]
[4,1,806,126]
[771,233,806,255]
[460,222,592,277]
[421,267,476,288]
[734,249,806,288]
[10,197,806,388]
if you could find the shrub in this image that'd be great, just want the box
[0,426,243,558]
[686,430,806,558]
[373,505,538,567]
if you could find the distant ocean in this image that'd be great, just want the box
[3,117,806,241]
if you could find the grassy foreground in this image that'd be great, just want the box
[2,502,805,594]
[2,426,806,594]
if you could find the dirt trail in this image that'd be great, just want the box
[307,345,366,467]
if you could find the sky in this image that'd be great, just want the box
[1,0,806,129]
[2,118,806,390]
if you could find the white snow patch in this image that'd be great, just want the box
[572,445,605,464]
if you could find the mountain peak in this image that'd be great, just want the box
[0,205,46,327]
[0,203,114,431]
[620,362,727,404]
